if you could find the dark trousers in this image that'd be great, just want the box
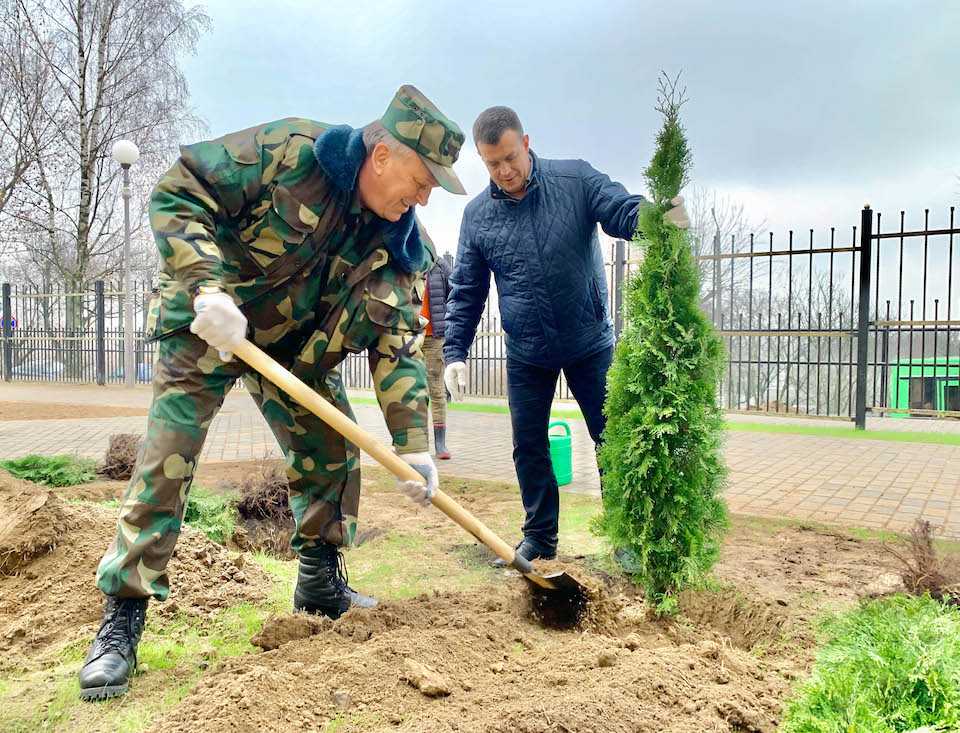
[506,345,613,549]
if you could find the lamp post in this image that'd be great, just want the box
[111,140,139,388]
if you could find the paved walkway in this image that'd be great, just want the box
[1,383,958,539]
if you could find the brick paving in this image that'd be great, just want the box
[1,382,958,539]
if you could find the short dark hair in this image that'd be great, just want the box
[472,106,523,146]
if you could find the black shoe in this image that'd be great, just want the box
[613,546,642,574]
[78,596,148,701]
[293,544,377,620]
[492,538,557,568]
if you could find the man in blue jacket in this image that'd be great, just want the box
[443,106,688,563]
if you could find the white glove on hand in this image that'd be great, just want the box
[397,452,438,508]
[189,291,247,362]
[665,195,690,230]
[444,361,467,402]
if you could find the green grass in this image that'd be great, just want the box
[0,454,97,486]
[249,551,298,610]
[347,531,498,599]
[347,394,584,420]
[782,594,960,732]
[0,600,276,733]
[728,420,960,446]
[350,392,960,446]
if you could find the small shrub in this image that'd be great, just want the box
[595,72,727,613]
[184,486,236,544]
[0,454,97,487]
[782,595,960,732]
[98,433,143,480]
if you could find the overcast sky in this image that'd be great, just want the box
[180,0,959,262]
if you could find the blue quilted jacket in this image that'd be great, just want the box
[444,151,645,367]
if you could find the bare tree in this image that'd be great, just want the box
[6,0,208,290]
[0,1,62,233]
[687,186,766,320]
[0,0,208,374]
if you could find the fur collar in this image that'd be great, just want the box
[313,125,425,273]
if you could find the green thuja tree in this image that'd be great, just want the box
[597,73,728,615]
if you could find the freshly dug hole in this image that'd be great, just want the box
[525,559,611,630]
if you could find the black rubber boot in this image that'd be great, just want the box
[493,537,557,568]
[293,544,377,619]
[78,596,148,701]
[434,425,451,460]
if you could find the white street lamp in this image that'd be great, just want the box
[111,139,140,388]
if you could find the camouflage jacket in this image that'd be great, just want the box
[146,118,436,452]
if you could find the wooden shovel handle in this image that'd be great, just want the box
[231,339,524,569]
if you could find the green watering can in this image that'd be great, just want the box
[548,420,573,487]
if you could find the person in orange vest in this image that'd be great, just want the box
[420,254,454,458]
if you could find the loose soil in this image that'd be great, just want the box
[162,467,897,733]
[0,460,935,732]
[0,401,148,421]
[0,469,272,673]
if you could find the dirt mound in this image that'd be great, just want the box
[0,470,75,574]
[149,585,789,733]
[0,472,273,672]
[53,479,126,502]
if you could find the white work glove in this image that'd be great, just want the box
[189,291,247,362]
[664,195,690,230]
[396,452,438,508]
[444,361,467,402]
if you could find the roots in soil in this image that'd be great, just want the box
[884,518,959,607]
[98,433,143,480]
[235,461,290,521]
[233,460,294,558]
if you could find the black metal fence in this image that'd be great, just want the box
[694,206,960,424]
[3,206,959,426]
[1,280,156,385]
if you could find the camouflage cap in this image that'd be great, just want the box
[381,84,466,195]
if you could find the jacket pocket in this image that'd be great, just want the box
[366,292,426,334]
[144,286,161,340]
[245,186,318,273]
[145,273,194,342]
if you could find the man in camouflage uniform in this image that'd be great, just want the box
[79,85,466,701]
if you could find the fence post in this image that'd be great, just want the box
[613,239,625,339]
[95,280,106,385]
[2,283,11,381]
[855,205,873,429]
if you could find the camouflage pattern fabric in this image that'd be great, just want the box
[422,336,447,427]
[381,84,465,195]
[97,115,437,600]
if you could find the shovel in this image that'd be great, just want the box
[232,339,590,627]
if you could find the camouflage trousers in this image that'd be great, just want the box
[96,329,363,601]
[422,336,446,426]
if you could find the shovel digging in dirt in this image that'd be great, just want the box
[232,339,590,627]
